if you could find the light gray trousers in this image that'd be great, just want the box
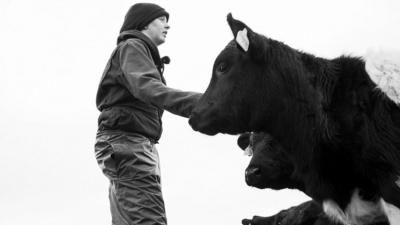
[95,131,167,225]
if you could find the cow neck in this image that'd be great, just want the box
[117,30,166,83]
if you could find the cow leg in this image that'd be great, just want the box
[242,216,274,225]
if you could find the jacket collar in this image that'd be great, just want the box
[117,30,166,83]
[117,30,161,61]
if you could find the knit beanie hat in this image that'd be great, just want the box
[120,3,169,33]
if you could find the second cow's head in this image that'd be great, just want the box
[237,132,302,190]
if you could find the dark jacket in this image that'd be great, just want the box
[96,30,201,142]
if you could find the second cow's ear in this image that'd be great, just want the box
[237,133,251,150]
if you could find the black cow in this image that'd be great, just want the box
[237,132,301,190]
[189,13,400,225]
[238,132,389,225]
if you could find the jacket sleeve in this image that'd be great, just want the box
[119,39,202,118]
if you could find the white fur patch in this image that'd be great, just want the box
[364,48,400,104]
[345,189,385,225]
[236,28,249,52]
[396,176,400,188]
[323,189,388,225]
[243,146,253,156]
[323,200,351,225]
[381,199,400,225]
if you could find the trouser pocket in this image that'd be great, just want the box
[94,134,119,180]
[94,133,160,181]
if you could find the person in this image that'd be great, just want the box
[94,3,202,225]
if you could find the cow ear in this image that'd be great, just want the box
[227,13,250,52]
[238,132,254,156]
[227,13,268,62]
[237,133,251,150]
[227,13,247,38]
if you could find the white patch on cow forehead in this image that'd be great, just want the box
[236,28,249,52]
[364,48,400,104]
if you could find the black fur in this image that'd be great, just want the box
[238,133,389,225]
[189,14,400,215]
[238,132,301,190]
[241,200,388,225]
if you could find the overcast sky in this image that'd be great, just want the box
[1,0,399,225]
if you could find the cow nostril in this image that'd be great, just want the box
[188,112,199,127]
[245,167,262,186]
[246,167,261,176]
[190,111,199,119]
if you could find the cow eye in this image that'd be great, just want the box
[217,62,229,73]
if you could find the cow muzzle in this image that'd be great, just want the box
[245,166,262,187]
[188,111,201,130]
[189,111,220,135]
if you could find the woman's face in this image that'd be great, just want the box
[143,16,170,46]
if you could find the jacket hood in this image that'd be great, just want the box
[117,30,156,46]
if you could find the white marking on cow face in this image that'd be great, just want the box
[323,189,388,225]
[364,48,400,104]
[243,146,253,156]
[236,28,249,52]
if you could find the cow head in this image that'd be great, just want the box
[238,132,301,190]
[189,13,319,143]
